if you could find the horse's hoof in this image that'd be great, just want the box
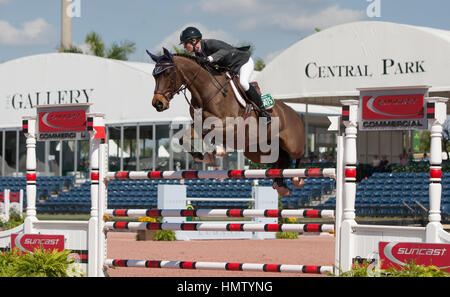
[292,177,305,188]
[277,187,290,197]
[272,183,290,196]
[215,146,227,157]
[203,153,216,164]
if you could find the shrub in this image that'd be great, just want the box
[337,260,449,277]
[0,211,24,230]
[276,217,298,239]
[153,230,176,241]
[0,248,84,277]
[275,232,298,239]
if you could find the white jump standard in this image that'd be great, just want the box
[4,95,449,277]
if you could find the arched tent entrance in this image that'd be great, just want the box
[256,21,450,163]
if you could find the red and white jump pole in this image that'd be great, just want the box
[105,259,333,275]
[105,222,335,233]
[106,168,336,181]
[105,208,335,219]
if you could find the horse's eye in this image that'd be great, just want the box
[164,71,170,77]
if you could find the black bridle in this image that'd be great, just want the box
[153,60,232,110]
[153,62,181,100]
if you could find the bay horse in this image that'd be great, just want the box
[147,48,305,196]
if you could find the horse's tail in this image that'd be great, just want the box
[295,158,301,168]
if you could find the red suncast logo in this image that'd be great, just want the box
[38,110,87,132]
[11,233,65,254]
[379,241,450,272]
[362,94,424,120]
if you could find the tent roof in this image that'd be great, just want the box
[255,21,450,113]
[0,52,340,128]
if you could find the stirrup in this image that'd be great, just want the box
[259,109,271,123]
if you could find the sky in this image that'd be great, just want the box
[0,0,449,64]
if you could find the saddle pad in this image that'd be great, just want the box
[226,72,247,108]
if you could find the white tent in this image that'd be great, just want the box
[0,53,191,129]
[0,52,346,129]
[256,21,450,114]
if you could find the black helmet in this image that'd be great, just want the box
[179,26,202,44]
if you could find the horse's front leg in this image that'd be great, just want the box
[178,120,220,165]
[271,149,292,197]
[201,112,231,161]
[177,124,206,163]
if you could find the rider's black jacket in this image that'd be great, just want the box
[196,39,250,73]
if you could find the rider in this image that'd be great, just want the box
[179,26,271,122]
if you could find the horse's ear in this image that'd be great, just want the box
[163,47,172,58]
[146,50,160,63]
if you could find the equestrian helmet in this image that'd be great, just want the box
[180,26,202,44]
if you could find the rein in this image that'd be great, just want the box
[154,59,232,111]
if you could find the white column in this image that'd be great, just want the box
[341,100,359,222]
[87,113,106,277]
[338,99,359,273]
[425,97,448,242]
[23,117,37,233]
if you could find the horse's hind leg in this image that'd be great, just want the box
[272,149,291,197]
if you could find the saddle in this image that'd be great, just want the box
[229,74,262,110]
[201,61,268,117]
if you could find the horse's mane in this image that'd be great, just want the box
[172,53,200,63]
[172,53,225,76]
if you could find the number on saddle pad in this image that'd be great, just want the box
[261,94,275,109]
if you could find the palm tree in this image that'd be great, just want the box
[58,31,136,61]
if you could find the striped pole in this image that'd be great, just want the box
[105,208,335,219]
[105,222,335,233]
[106,168,336,181]
[105,259,333,275]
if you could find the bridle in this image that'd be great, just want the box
[153,61,202,110]
[153,59,233,110]
[153,63,182,100]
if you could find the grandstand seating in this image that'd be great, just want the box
[34,176,335,214]
[317,172,450,219]
[0,172,449,221]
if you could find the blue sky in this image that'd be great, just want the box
[0,0,449,64]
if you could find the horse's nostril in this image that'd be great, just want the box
[156,101,163,109]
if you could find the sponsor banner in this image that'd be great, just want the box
[38,109,87,132]
[11,233,64,254]
[362,94,424,120]
[359,87,428,131]
[36,104,91,141]
[38,131,90,141]
[379,241,450,272]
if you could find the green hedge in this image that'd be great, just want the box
[337,260,449,277]
[0,248,84,277]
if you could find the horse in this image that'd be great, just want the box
[147,48,305,196]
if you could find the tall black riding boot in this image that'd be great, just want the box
[245,85,271,123]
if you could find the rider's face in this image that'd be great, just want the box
[183,39,197,53]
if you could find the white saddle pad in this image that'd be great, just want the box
[226,72,247,108]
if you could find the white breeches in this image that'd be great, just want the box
[238,57,254,91]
